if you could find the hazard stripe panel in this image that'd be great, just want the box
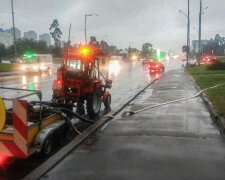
[13,100,28,158]
[13,113,27,140]
[2,142,27,158]
[0,142,13,157]
[0,100,28,158]
[13,100,27,125]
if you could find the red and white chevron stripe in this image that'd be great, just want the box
[0,100,28,158]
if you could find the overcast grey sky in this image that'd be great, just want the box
[0,0,224,52]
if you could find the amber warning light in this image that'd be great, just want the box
[80,47,90,56]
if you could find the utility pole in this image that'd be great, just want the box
[198,0,202,59]
[187,0,190,66]
[11,0,17,59]
[85,14,87,44]
[67,23,71,47]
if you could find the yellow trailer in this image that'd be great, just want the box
[0,87,65,159]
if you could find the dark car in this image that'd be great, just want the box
[201,55,216,64]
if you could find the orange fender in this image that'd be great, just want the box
[102,91,109,103]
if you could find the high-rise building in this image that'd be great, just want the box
[5,27,21,39]
[39,33,51,46]
[0,31,13,47]
[24,30,37,41]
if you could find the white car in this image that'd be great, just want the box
[20,54,53,73]
[181,58,197,67]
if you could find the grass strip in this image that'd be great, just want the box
[186,65,225,118]
[0,63,16,72]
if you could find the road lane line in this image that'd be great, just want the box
[0,78,55,88]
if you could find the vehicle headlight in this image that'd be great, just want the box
[132,55,137,60]
[40,66,46,70]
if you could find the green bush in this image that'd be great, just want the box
[207,61,225,70]
[187,64,196,67]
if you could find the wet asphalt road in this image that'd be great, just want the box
[41,62,225,180]
[0,62,159,109]
[0,61,172,180]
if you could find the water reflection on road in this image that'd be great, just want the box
[0,60,179,110]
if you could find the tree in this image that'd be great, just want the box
[0,44,7,62]
[201,34,225,56]
[100,40,109,51]
[50,45,62,57]
[49,19,62,47]
[214,34,221,44]
[6,39,50,58]
[142,43,153,58]
[99,40,119,55]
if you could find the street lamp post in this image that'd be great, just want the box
[85,13,99,44]
[198,0,208,59]
[179,0,190,66]
[11,0,17,59]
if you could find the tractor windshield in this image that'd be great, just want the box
[67,59,83,71]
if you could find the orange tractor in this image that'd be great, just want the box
[52,45,112,117]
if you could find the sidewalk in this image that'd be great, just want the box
[42,69,225,180]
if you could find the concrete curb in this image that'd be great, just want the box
[23,74,165,180]
[185,70,225,134]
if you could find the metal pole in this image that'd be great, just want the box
[68,23,71,47]
[85,14,87,44]
[11,0,17,59]
[187,0,190,66]
[199,0,202,59]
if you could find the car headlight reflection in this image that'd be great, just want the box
[109,61,121,76]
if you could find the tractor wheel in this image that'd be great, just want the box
[86,90,101,117]
[42,136,54,155]
[104,94,111,107]
[77,100,85,115]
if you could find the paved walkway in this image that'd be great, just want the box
[42,69,225,180]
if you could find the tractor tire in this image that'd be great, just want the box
[42,136,54,156]
[104,94,111,107]
[86,90,101,117]
[77,100,85,115]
